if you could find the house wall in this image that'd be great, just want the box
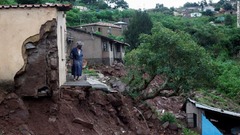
[102,41,111,65]
[109,43,114,65]
[186,102,204,133]
[0,8,57,84]
[67,29,127,66]
[112,44,125,62]
[67,29,103,65]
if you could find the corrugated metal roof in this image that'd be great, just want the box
[188,98,240,117]
[80,22,122,29]
[0,4,72,11]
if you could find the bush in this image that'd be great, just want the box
[183,128,199,135]
[125,90,141,99]
[215,60,240,101]
[160,112,176,123]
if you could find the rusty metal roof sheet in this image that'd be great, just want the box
[0,4,72,11]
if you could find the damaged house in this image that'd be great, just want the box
[67,27,129,65]
[183,98,240,135]
[0,4,71,97]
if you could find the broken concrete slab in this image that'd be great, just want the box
[62,80,91,87]
[87,78,117,93]
[168,123,178,131]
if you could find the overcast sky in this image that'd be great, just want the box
[125,0,219,9]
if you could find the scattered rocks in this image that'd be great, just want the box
[19,124,34,135]
[162,121,170,129]
[169,123,178,131]
[97,61,126,77]
[146,96,185,121]
[48,116,57,123]
[5,93,18,100]
[72,117,94,129]
[49,103,58,116]
[110,79,126,92]
[107,93,123,107]
[0,91,6,104]
[78,90,86,101]
[0,105,9,117]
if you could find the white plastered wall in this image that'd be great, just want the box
[0,8,57,82]
[57,11,67,86]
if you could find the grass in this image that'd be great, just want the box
[192,89,240,112]
[183,128,199,135]
[160,112,176,123]
[82,68,98,76]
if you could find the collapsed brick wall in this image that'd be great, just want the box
[14,19,59,97]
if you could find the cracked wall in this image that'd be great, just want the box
[15,20,59,97]
[0,8,67,98]
[0,8,58,86]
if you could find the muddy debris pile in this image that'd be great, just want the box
[99,61,126,77]
[0,87,182,135]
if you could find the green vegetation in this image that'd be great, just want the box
[183,128,199,135]
[194,89,240,112]
[82,68,98,76]
[160,112,176,123]
[124,10,240,103]
[124,11,153,50]
[125,23,216,100]
[0,0,17,5]
[66,9,135,26]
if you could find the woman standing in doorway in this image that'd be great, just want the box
[70,41,83,81]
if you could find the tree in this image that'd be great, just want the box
[114,0,128,9]
[81,0,97,5]
[183,2,199,7]
[209,0,213,5]
[125,24,216,100]
[153,3,173,15]
[225,14,234,26]
[0,0,16,4]
[202,0,208,6]
[124,11,153,50]
[223,3,233,10]
[16,0,60,4]
[94,0,109,9]
[203,9,214,16]
[218,0,225,5]
[105,0,128,9]
[16,0,41,4]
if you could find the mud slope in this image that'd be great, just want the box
[0,87,181,135]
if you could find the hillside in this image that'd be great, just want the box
[0,85,182,135]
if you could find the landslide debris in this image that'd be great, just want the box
[0,87,182,135]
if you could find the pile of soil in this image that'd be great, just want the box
[95,62,126,77]
[0,86,182,135]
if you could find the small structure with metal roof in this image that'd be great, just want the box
[183,98,240,135]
